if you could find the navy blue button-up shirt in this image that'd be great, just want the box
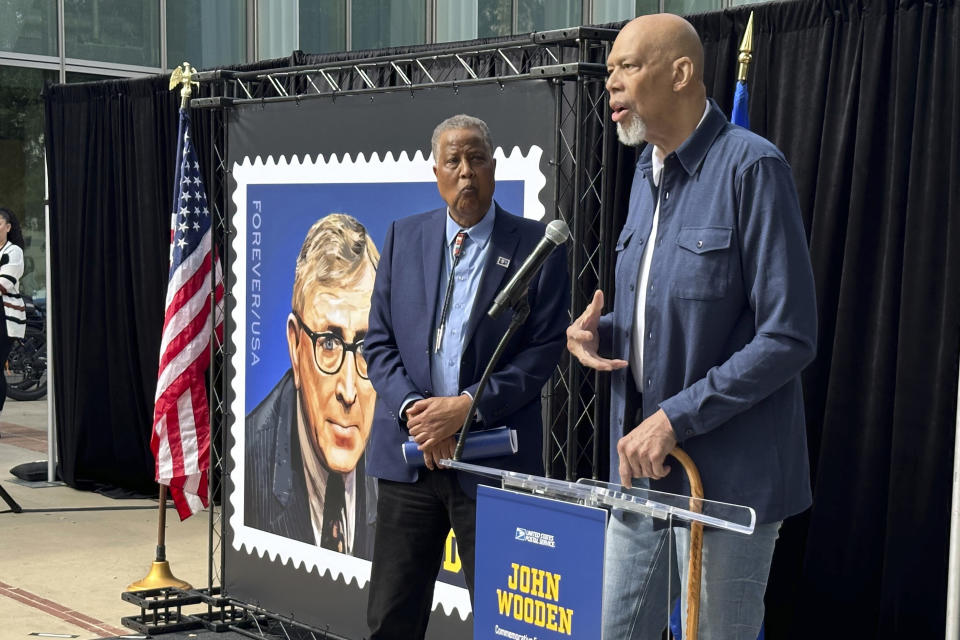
[599,99,818,522]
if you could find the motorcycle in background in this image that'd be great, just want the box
[6,294,47,401]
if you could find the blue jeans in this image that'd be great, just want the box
[602,509,780,640]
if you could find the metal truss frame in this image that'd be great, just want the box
[544,44,616,483]
[190,27,615,108]
[206,94,229,599]
[168,26,619,638]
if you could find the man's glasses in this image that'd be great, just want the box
[293,311,368,379]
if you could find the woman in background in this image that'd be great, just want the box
[0,207,26,421]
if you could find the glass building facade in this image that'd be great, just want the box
[0,0,759,300]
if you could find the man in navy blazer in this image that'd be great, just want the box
[364,114,569,640]
[567,15,817,640]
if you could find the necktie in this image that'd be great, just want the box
[434,230,467,352]
[320,472,346,553]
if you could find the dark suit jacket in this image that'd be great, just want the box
[364,204,569,497]
[245,369,377,559]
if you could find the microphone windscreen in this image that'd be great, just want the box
[545,219,570,245]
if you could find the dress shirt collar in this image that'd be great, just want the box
[445,201,496,251]
[652,100,712,187]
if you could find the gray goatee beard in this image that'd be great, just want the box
[616,114,647,147]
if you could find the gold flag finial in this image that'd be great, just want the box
[169,62,198,109]
[737,12,755,83]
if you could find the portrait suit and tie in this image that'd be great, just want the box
[245,213,379,559]
[364,114,569,640]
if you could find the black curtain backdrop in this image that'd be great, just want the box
[43,56,295,493]
[42,0,960,636]
[684,2,960,637]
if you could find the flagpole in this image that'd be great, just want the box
[128,484,192,591]
[127,62,201,593]
[737,12,754,83]
[731,12,754,129]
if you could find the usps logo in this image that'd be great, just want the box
[514,527,557,548]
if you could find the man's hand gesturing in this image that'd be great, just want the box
[566,290,628,371]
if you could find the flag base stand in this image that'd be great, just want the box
[127,485,192,591]
[122,586,260,636]
[127,561,192,591]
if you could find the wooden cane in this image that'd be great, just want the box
[668,447,704,640]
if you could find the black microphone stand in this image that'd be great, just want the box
[452,297,530,461]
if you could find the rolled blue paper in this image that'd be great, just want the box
[401,426,518,467]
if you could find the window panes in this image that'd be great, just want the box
[436,0,511,43]
[517,0,581,33]
[64,0,160,67]
[478,0,512,38]
[0,65,56,297]
[65,70,123,82]
[351,0,425,51]
[593,0,659,24]
[167,0,247,70]
[0,0,58,56]
[664,0,724,15]
[258,0,297,60]
[299,0,346,55]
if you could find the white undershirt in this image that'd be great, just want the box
[631,102,710,391]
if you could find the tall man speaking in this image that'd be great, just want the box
[566,14,818,640]
[364,114,569,640]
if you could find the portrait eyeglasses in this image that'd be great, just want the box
[293,311,368,379]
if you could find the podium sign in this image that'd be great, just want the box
[474,485,607,639]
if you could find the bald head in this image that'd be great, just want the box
[620,14,704,85]
[606,13,708,152]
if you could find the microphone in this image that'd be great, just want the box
[488,219,569,319]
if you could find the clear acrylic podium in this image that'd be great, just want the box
[442,458,756,640]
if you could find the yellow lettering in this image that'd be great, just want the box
[558,607,573,635]
[546,603,558,631]
[442,530,461,572]
[523,597,534,623]
[497,589,512,615]
[519,565,531,593]
[498,566,572,635]
[546,572,560,601]
[531,568,544,597]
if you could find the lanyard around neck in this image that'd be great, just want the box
[434,230,467,353]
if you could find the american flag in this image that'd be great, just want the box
[151,107,224,520]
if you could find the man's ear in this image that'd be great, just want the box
[433,163,439,179]
[673,56,694,92]
[287,313,301,389]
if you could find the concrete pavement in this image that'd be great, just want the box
[0,399,210,639]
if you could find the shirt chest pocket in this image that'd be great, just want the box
[614,227,637,290]
[673,226,733,300]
